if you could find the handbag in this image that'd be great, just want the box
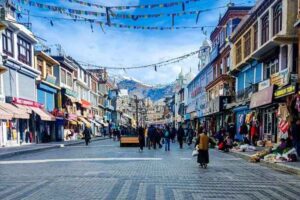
[192,149,199,157]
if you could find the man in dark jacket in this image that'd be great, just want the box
[177,125,184,149]
[147,125,156,149]
[83,125,92,146]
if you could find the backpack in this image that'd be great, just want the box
[164,131,169,137]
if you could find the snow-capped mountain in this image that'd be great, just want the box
[111,75,175,101]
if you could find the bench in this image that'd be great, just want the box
[120,136,139,147]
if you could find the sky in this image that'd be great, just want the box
[16,0,255,85]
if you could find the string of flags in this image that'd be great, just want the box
[78,50,200,71]
[17,0,228,20]
[61,0,202,10]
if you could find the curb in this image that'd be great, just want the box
[0,137,109,159]
[230,151,300,176]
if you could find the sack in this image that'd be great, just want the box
[192,150,199,157]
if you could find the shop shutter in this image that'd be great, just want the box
[37,89,46,106]
[46,92,54,112]
[237,72,244,92]
[3,68,17,97]
[18,73,35,101]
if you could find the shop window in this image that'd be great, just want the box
[17,36,31,66]
[2,29,13,57]
[261,13,269,45]
[236,40,242,64]
[273,2,282,35]
[244,30,251,58]
[264,58,279,80]
[253,23,258,51]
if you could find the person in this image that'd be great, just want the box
[291,119,300,157]
[25,128,31,143]
[147,125,155,149]
[156,128,162,148]
[187,127,194,146]
[83,125,92,146]
[195,127,210,168]
[177,125,184,149]
[164,126,171,151]
[171,127,177,143]
[138,127,145,152]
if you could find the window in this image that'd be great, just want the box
[264,58,279,79]
[61,69,66,84]
[2,29,13,56]
[273,2,282,35]
[244,30,251,58]
[236,40,242,64]
[46,63,52,75]
[281,46,288,70]
[67,73,72,87]
[226,56,230,72]
[17,37,31,65]
[37,58,43,74]
[253,23,258,51]
[91,80,97,93]
[220,61,223,75]
[261,13,269,45]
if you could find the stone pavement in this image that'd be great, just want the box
[0,136,108,159]
[0,140,300,200]
[229,148,300,176]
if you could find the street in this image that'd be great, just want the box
[0,140,300,200]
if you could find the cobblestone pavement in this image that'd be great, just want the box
[0,140,300,200]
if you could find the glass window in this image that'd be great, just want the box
[244,30,251,58]
[17,37,31,65]
[67,72,72,87]
[46,63,52,75]
[61,69,66,84]
[37,58,43,74]
[236,40,242,64]
[2,29,13,56]
[264,58,279,79]
[253,23,258,51]
[273,2,282,35]
[261,13,269,45]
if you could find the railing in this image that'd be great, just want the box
[236,85,256,102]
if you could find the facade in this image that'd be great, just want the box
[204,6,251,135]
[0,3,57,146]
[230,0,298,144]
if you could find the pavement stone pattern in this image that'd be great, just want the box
[0,140,300,200]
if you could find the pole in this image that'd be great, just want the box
[135,95,139,128]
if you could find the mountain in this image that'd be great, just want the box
[113,75,175,101]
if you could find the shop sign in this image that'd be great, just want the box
[10,97,42,108]
[258,79,270,91]
[45,74,57,85]
[270,69,290,87]
[250,85,274,109]
[52,109,65,117]
[64,88,78,98]
[81,99,91,108]
[274,85,296,99]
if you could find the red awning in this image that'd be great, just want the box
[250,85,274,109]
[80,99,91,109]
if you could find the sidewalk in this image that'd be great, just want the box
[0,136,109,159]
[230,148,300,176]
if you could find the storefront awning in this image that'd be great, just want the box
[90,119,101,127]
[250,86,274,109]
[13,104,32,113]
[65,94,78,103]
[0,102,29,119]
[78,117,91,126]
[0,108,13,120]
[31,107,55,121]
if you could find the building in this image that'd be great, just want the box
[230,0,298,144]
[204,6,251,135]
[0,2,56,146]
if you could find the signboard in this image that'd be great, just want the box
[64,88,78,98]
[270,69,290,87]
[258,79,270,91]
[250,86,274,109]
[274,84,297,99]
[10,97,42,108]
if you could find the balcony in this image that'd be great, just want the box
[235,85,257,103]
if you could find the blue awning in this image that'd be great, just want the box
[232,105,249,113]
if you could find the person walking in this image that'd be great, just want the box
[83,125,92,146]
[138,127,145,152]
[164,126,171,151]
[195,127,210,168]
[187,127,194,146]
[147,125,155,149]
[171,127,177,143]
[177,125,184,149]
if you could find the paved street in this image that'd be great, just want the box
[0,140,300,200]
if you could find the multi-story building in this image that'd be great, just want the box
[0,2,54,146]
[230,0,298,144]
[204,6,251,134]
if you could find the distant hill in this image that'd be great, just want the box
[113,75,175,101]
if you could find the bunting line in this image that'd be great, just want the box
[61,0,202,10]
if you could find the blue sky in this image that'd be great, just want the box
[16,0,255,85]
